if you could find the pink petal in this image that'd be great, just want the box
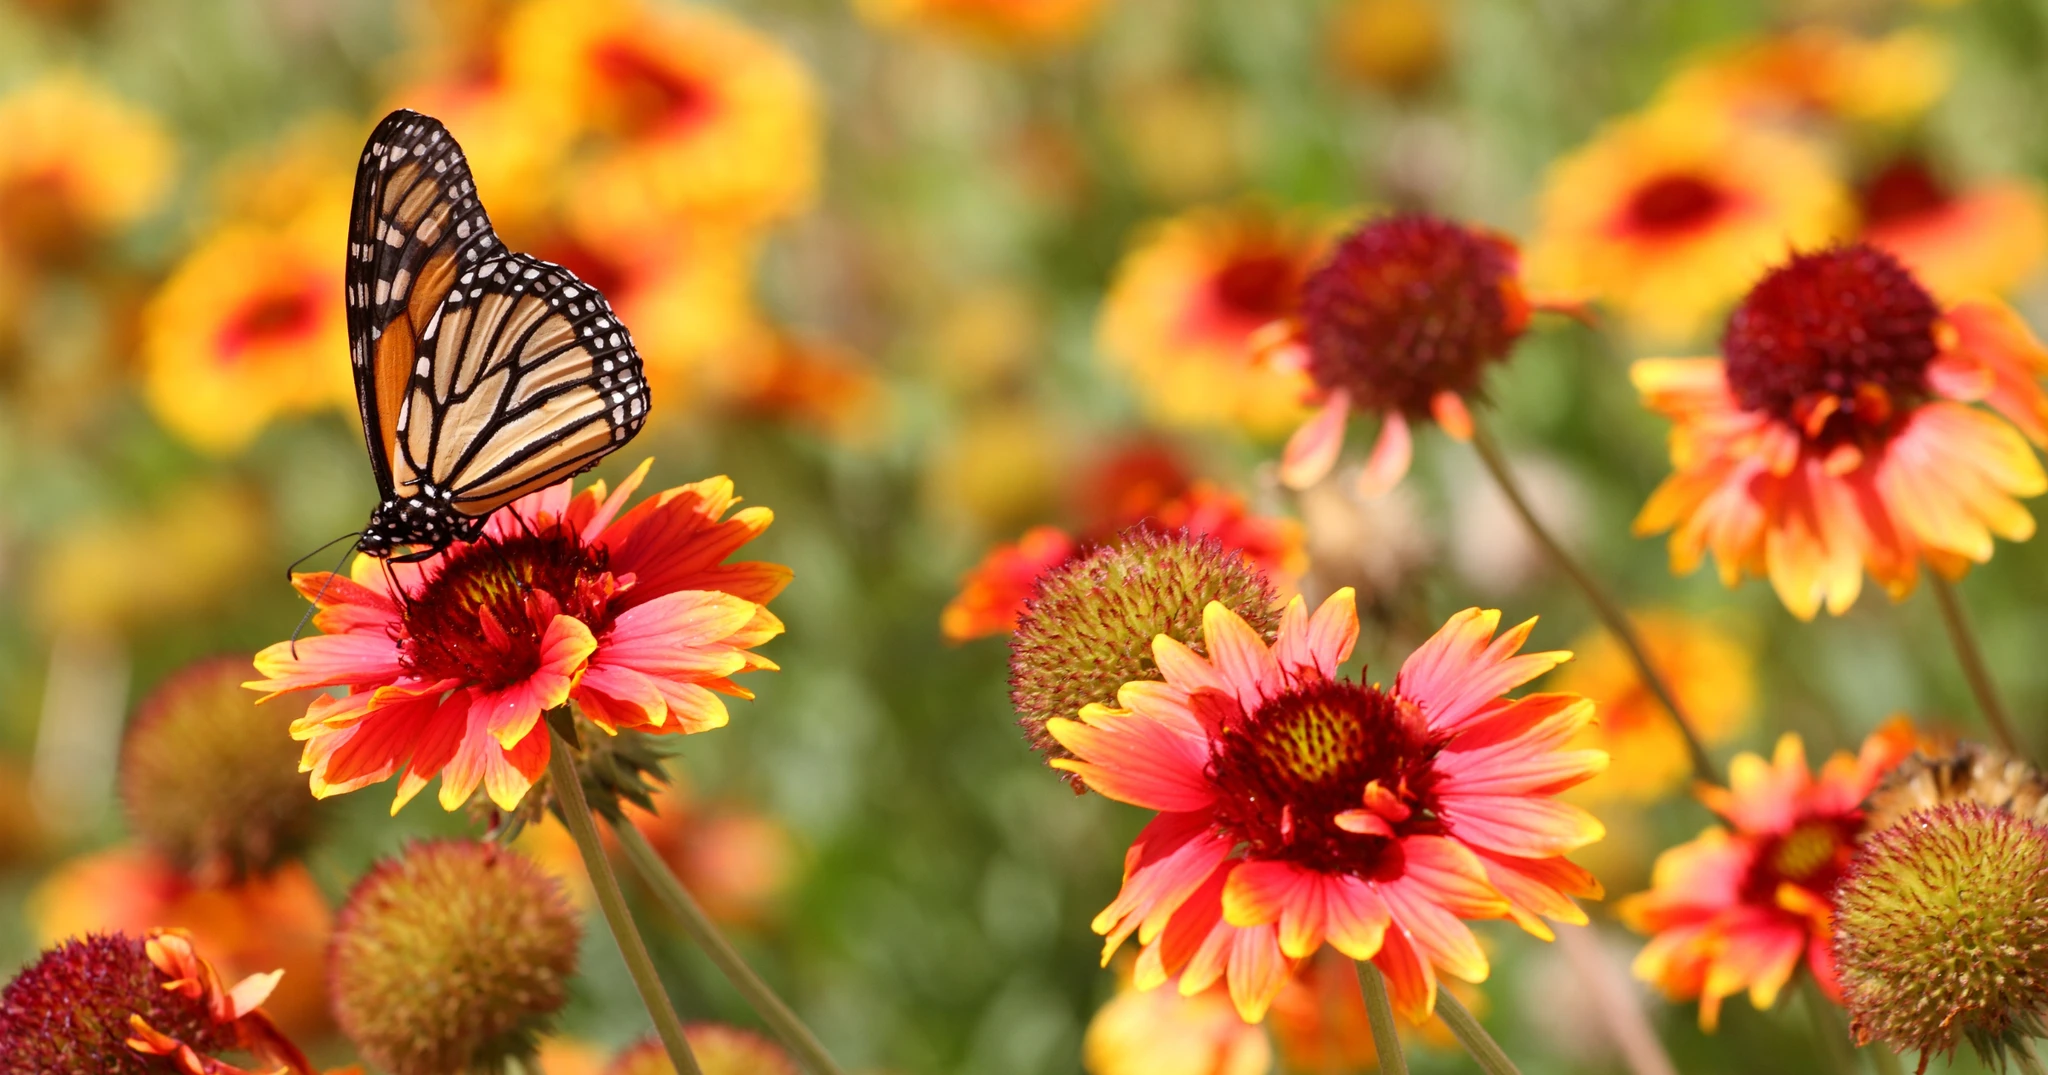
[248,633,405,699]
[581,458,654,542]
[1439,792,1605,857]
[1356,412,1412,497]
[1092,812,1235,959]
[1201,602,1280,710]
[1221,859,1326,958]
[1047,706,1218,813]
[484,615,596,747]
[1280,390,1350,490]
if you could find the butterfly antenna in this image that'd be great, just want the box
[288,534,364,659]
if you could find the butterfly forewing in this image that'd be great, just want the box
[345,109,648,557]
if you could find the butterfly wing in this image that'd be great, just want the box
[347,109,648,555]
[346,109,504,513]
[399,250,649,518]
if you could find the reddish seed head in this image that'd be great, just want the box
[1298,214,1528,417]
[399,526,620,690]
[1722,244,1941,447]
[1860,156,1952,229]
[0,933,234,1074]
[1212,250,1305,324]
[1205,679,1439,876]
[1624,173,1730,235]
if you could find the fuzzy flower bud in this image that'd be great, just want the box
[1008,527,1279,785]
[1834,802,2048,1071]
[330,840,580,1075]
[0,933,235,1074]
[1864,741,2048,835]
[607,1025,799,1075]
[120,655,318,879]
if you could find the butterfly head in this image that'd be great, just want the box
[360,494,483,562]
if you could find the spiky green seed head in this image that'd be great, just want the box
[330,840,580,1075]
[120,655,318,879]
[606,1025,799,1075]
[0,933,233,1074]
[1834,802,2048,1073]
[1009,526,1280,788]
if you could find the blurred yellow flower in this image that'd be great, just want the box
[1554,612,1755,803]
[1661,26,1949,126]
[1099,205,1324,437]
[1084,975,1271,1075]
[1525,102,1851,341]
[926,403,1072,533]
[32,481,268,635]
[1329,0,1450,97]
[509,0,820,237]
[1859,155,2048,300]
[390,77,575,242]
[1110,80,1253,202]
[856,0,1108,50]
[140,198,353,454]
[0,72,174,266]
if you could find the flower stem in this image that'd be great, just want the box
[1800,976,1857,1075]
[1929,574,2026,758]
[1554,924,1677,1075]
[546,724,703,1075]
[1435,987,1522,1075]
[1354,961,1409,1075]
[1468,415,1718,785]
[1865,1044,1905,1075]
[615,821,848,1075]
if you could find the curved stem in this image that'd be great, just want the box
[547,724,703,1075]
[1800,977,1857,1075]
[1354,962,1408,1075]
[1865,1043,1905,1075]
[1436,987,1522,1075]
[1468,416,1718,785]
[1929,574,2026,758]
[1554,924,1677,1075]
[615,822,847,1075]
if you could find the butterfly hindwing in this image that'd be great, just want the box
[346,108,649,557]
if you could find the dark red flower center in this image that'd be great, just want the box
[590,38,717,137]
[398,526,620,691]
[0,933,234,1073]
[1722,244,1941,449]
[1212,251,1302,324]
[216,286,321,363]
[1623,173,1730,235]
[1299,214,1527,417]
[1859,156,1952,228]
[1740,816,1859,906]
[1205,678,1441,876]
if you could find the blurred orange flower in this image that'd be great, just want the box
[1554,612,1754,803]
[1525,102,1850,341]
[1099,205,1323,438]
[31,848,335,1038]
[608,1025,798,1075]
[942,525,1077,642]
[140,201,353,454]
[855,0,1109,50]
[0,72,174,267]
[509,0,820,238]
[1858,155,2048,300]
[1660,26,1949,126]
[1635,246,2048,619]
[1083,974,1272,1075]
[1621,724,1915,1029]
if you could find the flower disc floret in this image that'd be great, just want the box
[1299,214,1528,417]
[0,933,231,1074]
[1722,244,1941,448]
[398,528,619,690]
[1834,802,2048,1071]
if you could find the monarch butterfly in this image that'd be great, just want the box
[347,108,649,562]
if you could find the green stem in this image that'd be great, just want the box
[1436,987,1522,1075]
[1468,416,1719,785]
[1354,962,1408,1075]
[1929,574,2026,758]
[614,822,847,1075]
[1801,977,1857,1075]
[547,725,703,1075]
[1864,1043,1905,1075]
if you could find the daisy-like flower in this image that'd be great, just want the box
[1098,205,1326,438]
[1273,214,1559,496]
[1633,243,2048,619]
[507,0,819,236]
[1052,592,1606,1021]
[1858,155,2048,300]
[1553,612,1754,803]
[0,72,174,267]
[1524,102,1851,341]
[247,462,787,813]
[1620,724,1916,1029]
[141,205,352,455]
[1659,26,1949,127]
[853,0,1108,50]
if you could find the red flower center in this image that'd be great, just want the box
[1859,156,1952,228]
[1206,679,1441,876]
[1212,251,1302,324]
[1623,173,1729,235]
[1299,214,1527,417]
[216,286,321,363]
[590,39,717,137]
[398,526,621,691]
[1722,244,1941,449]
[1741,816,1858,906]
